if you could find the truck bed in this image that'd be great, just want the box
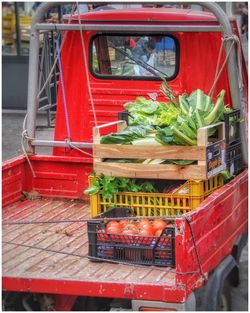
[2,155,248,304]
[2,198,179,302]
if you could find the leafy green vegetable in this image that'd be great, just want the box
[220,170,235,182]
[84,175,159,200]
[178,94,189,115]
[132,137,162,146]
[204,90,225,125]
[164,160,195,165]
[155,104,181,127]
[155,127,174,145]
[187,89,213,113]
[171,125,197,146]
[100,125,153,144]
[123,96,180,127]
[124,97,160,114]
[103,88,228,161]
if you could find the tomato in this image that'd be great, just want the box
[152,219,167,232]
[137,228,154,246]
[139,228,154,237]
[154,229,163,237]
[122,229,137,235]
[124,223,137,232]
[106,225,121,234]
[106,225,122,244]
[119,219,128,229]
[140,223,154,232]
[122,228,137,245]
[138,218,150,227]
[106,220,120,229]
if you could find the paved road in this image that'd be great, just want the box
[2,112,248,311]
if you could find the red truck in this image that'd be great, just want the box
[2,2,248,311]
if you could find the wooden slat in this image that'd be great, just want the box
[93,144,206,160]
[3,198,177,288]
[94,162,207,180]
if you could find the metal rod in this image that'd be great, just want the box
[26,24,41,153]
[14,2,21,56]
[35,23,222,32]
[38,103,57,111]
[31,140,92,149]
[26,2,247,164]
[38,96,48,103]
[198,2,247,165]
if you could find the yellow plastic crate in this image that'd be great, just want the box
[89,175,224,217]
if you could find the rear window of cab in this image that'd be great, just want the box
[90,34,179,80]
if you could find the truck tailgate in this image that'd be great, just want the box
[2,198,180,303]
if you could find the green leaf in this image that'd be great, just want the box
[155,127,174,145]
[84,185,100,195]
[187,89,213,112]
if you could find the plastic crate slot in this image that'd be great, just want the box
[226,142,242,176]
[224,109,241,144]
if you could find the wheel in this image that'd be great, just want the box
[2,292,25,311]
[216,279,232,311]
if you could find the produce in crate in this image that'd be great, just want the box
[104,217,168,237]
[101,87,230,147]
[86,174,224,216]
[88,208,176,267]
[93,85,228,180]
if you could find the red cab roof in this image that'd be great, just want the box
[68,8,218,24]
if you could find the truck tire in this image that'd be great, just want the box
[216,279,232,311]
[195,255,237,311]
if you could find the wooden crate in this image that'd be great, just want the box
[93,121,226,180]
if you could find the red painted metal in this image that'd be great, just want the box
[2,155,93,204]
[70,8,218,24]
[53,8,232,157]
[2,155,26,207]
[2,155,248,303]
[2,277,186,303]
[2,7,248,308]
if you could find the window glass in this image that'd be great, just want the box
[2,2,16,55]
[91,35,178,79]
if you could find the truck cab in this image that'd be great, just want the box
[2,2,248,311]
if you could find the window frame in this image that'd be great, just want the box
[89,32,180,81]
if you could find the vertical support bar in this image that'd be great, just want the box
[26,24,40,153]
[196,2,248,165]
[26,2,61,153]
[14,2,21,56]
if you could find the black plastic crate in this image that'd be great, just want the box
[87,207,175,267]
[226,142,242,176]
[118,110,135,125]
[224,109,241,144]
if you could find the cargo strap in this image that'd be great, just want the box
[2,239,204,276]
[209,35,243,97]
[21,115,36,178]
[185,217,208,282]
